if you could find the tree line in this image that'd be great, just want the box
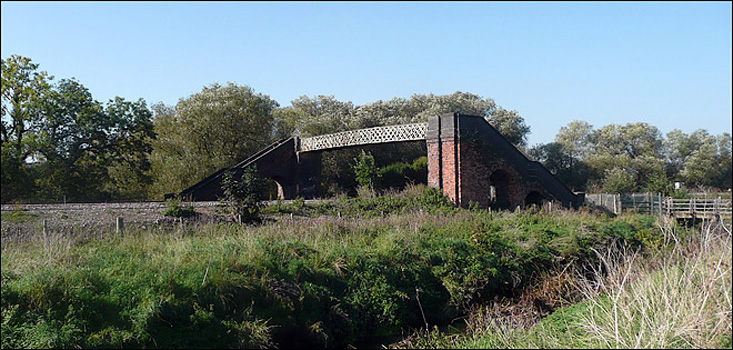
[529,120,731,194]
[2,55,731,203]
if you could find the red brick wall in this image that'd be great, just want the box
[457,140,491,207]
[428,136,545,209]
[425,114,559,209]
[427,140,441,189]
[441,139,458,203]
[427,137,460,204]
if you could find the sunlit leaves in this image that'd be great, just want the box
[149,83,279,198]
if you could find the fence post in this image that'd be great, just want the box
[612,194,617,214]
[43,219,48,240]
[690,198,695,218]
[116,217,124,235]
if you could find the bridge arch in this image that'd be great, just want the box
[523,190,544,207]
[269,176,292,200]
[489,169,520,210]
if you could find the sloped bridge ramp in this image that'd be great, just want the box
[179,113,583,209]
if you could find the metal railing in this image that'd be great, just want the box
[299,123,428,152]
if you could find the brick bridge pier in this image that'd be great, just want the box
[180,113,583,209]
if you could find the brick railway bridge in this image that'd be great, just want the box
[180,113,584,209]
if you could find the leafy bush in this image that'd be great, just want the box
[162,199,197,218]
[353,150,379,189]
[220,167,267,223]
[377,156,428,191]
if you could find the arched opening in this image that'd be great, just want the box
[524,191,544,208]
[489,169,512,209]
[264,178,283,200]
[267,176,295,200]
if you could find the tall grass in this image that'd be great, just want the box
[455,217,732,349]
[576,217,732,348]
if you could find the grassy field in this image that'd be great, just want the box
[2,185,731,349]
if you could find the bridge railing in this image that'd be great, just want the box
[299,123,428,152]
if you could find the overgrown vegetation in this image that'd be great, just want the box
[1,208,39,223]
[219,167,268,223]
[447,217,731,349]
[353,150,379,190]
[161,198,197,218]
[5,186,721,349]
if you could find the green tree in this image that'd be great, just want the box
[356,92,531,147]
[2,55,156,202]
[279,95,357,137]
[353,150,378,189]
[716,133,732,190]
[528,141,589,191]
[33,78,110,201]
[220,167,267,223]
[601,167,638,194]
[1,55,53,201]
[585,122,665,193]
[102,97,156,199]
[664,129,731,190]
[28,79,154,201]
[643,170,674,195]
[664,129,698,178]
[556,120,593,161]
[150,83,279,198]
[1,55,52,156]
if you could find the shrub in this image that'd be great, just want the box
[162,199,196,218]
[220,167,267,223]
[353,150,379,189]
[377,156,428,191]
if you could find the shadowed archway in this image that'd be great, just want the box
[524,190,544,208]
[489,169,513,209]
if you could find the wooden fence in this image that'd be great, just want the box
[585,193,732,219]
[660,198,732,219]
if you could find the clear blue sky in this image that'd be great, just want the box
[2,1,731,146]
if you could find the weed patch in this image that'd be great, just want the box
[2,209,39,223]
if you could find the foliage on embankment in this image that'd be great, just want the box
[2,186,665,349]
[449,217,731,349]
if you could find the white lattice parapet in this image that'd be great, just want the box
[299,122,428,152]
